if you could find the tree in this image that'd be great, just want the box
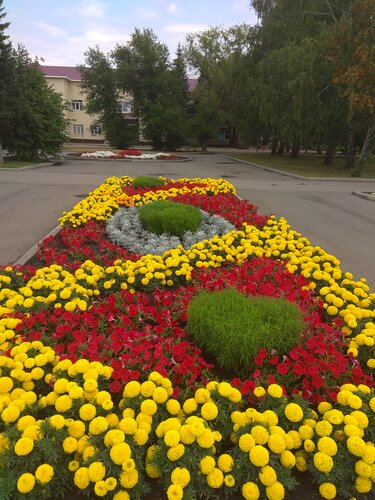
[114,28,187,150]
[330,0,375,175]
[4,46,68,160]
[79,47,135,148]
[0,0,15,163]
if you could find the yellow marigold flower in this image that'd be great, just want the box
[355,460,372,478]
[249,445,269,467]
[94,480,107,497]
[242,481,260,500]
[183,398,198,414]
[267,384,283,398]
[280,450,296,469]
[266,481,285,500]
[347,394,362,410]
[152,386,169,404]
[239,433,255,452]
[195,388,211,404]
[74,467,90,490]
[167,443,185,461]
[251,425,269,445]
[105,477,117,491]
[355,476,372,493]
[315,420,333,437]
[319,482,336,499]
[35,464,54,485]
[347,436,366,457]
[134,428,149,446]
[68,460,80,472]
[122,458,136,471]
[63,436,78,454]
[68,420,86,439]
[55,394,73,413]
[14,436,34,456]
[229,388,242,403]
[83,445,97,461]
[362,444,375,465]
[120,469,138,488]
[201,402,218,421]
[1,405,20,423]
[268,434,286,454]
[0,376,13,393]
[146,464,161,479]
[218,382,232,397]
[110,442,131,465]
[325,409,344,425]
[89,416,108,435]
[48,414,65,429]
[88,461,106,483]
[166,399,181,415]
[263,410,278,427]
[123,380,141,398]
[104,429,125,447]
[295,451,307,471]
[171,467,190,487]
[259,465,277,486]
[313,452,334,473]
[284,403,303,422]
[304,439,316,453]
[140,380,156,397]
[317,436,337,456]
[164,429,180,447]
[200,455,216,475]
[206,467,224,488]
[318,402,332,414]
[167,484,183,500]
[17,472,35,493]
[253,386,266,398]
[119,417,137,435]
[351,411,369,429]
[197,429,215,449]
[217,453,234,473]
[140,399,157,416]
[17,415,36,431]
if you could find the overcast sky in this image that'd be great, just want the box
[6,0,258,66]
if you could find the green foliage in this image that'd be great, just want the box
[138,200,202,237]
[187,288,305,375]
[4,46,68,160]
[132,176,165,189]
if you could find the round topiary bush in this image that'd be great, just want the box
[132,176,165,189]
[187,288,305,376]
[138,200,202,238]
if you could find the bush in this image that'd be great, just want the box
[132,176,166,189]
[187,288,305,375]
[138,200,202,237]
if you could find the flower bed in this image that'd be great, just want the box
[0,176,374,499]
[72,150,183,160]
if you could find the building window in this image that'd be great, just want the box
[71,100,83,111]
[91,125,102,136]
[120,101,134,114]
[73,124,84,135]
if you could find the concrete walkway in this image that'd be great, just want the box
[1,154,374,289]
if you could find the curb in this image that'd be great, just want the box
[225,155,375,182]
[351,191,375,202]
[13,225,62,266]
[0,161,59,171]
[63,154,193,163]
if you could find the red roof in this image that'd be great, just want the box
[41,65,198,90]
[40,66,82,81]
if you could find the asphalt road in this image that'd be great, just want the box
[1,154,374,289]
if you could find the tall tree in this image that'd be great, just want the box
[330,0,375,175]
[4,46,68,160]
[0,0,15,163]
[79,47,135,148]
[114,28,186,149]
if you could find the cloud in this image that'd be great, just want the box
[77,0,106,19]
[231,0,251,13]
[166,2,178,14]
[136,7,159,19]
[163,23,209,35]
[30,21,66,38]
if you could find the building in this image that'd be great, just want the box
[40,66,137,143]
[41,66,199,144]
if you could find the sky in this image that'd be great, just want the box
[5,0,258,66]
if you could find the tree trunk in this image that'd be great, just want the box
[0,138,3,164]
[290,141,300,158]
[200,136,208,152]
[323,142,335,165]
[270,137,278,155]
[317,144,322,154]
[277,142,285,155]
[351,112,375,177]
[345,119,355,169]
[285,143,290,153]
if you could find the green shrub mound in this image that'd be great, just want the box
[138,200,202,237]
[187,288,305,376]
[132,176,165,189]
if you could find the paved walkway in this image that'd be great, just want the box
[1,154,374,289]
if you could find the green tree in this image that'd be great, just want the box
[330,0,375,176]
[79,47,135,148]
[0,0,15,163]
[4,46,68,160]
[114,28,187,150]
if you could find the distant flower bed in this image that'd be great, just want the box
[78,150,179,160]
[0,176,374,500]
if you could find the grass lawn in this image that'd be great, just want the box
[0,159,50,169]
[230,152,375,178]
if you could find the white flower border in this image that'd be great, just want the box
[80,151,174,160]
